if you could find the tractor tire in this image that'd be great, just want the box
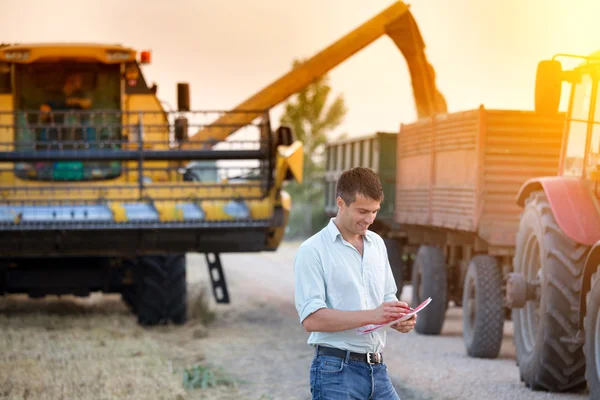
[384,238,406,298]
[121,285,138,313]
[512,191,587,392]
[584,265,600,399]
[136,254,188,326]
[412,245,447,335]
[462,255,505,359]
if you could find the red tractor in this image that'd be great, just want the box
[509,52,600,395]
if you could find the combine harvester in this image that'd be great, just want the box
[0,43,303,325]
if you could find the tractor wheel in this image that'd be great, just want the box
[384,238,406,298]
[412,245,447,335]
[512,191,587,392]
[136,254,188,326]
[584,265,600,398]
[462,255,504,359]
[121,285,138,313]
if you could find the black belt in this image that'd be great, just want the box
[317,345,383,365]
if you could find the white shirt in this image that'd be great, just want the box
[293,218,398,353]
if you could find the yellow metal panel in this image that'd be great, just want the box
[154,202,185,222]
[200,201,233,221]
[143,183,264,201]
[0,94,14,185]
[107,202,127,222]
[248,198,273,219]
[0,185,141,203]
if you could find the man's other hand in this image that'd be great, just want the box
[391,314,417,333]
[371,301,410,325]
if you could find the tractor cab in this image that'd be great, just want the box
[534,52,600,181]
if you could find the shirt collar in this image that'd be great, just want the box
[326,218,372,243]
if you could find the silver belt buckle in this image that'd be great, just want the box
[367,352,381,364]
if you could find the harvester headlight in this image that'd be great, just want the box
[106,50,131,62]
[3,50,29,61]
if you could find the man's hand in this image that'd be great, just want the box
[391,314,417,333]
[371,301,410,325]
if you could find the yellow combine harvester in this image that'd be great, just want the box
[0,43,303,325]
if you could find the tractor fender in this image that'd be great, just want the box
[579,240,600,328]
[516,176,600,246]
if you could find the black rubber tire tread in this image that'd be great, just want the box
[120,258,139,313]
[121,285,138,313]
[584,264,600,399]
[512,191,588,392]
[384,238,406,298]
[136,254,187,326]
[462,255,505,359]
[412,245,448,335]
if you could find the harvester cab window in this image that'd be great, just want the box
[13,62,122,181]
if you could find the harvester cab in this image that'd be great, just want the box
[0,43,303,326]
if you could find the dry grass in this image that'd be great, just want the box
[0,278,303,400]
[0,293,184,400]
[187,283,216,326]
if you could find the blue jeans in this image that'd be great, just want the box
[309,348,400,399]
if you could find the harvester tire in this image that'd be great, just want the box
[584,265,600,399]
[136,254,187,326]
[384,238,406,298]
[412,245,447,335]
[512,191,587,392]
[462,255,504,359]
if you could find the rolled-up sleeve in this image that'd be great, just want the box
[294,244,328,324]
[382,239,399,303]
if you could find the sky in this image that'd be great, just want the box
[1,0,600,140]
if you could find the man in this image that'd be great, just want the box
[39,73,92,147]
[294,167,416,399]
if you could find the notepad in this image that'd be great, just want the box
[356,297,432,335]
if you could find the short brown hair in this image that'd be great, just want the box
[336,167,384,205]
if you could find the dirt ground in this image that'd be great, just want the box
[0,246,314,400]
[0,241,593,399]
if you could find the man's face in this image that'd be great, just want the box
[337,193,380,236]
[63,74,82,95]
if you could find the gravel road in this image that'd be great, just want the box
[200,241,591,400]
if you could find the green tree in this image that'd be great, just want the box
[281,59,347,239]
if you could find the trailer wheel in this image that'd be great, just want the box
[412,245,447,335]
[462,255,504,358]
[584,265,600,398]
[136,254,188,326]
[384,238,406,298]
[512,191,587,392]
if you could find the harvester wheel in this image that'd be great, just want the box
[512,191,587,392]
[412,245,447,335]
[584,265,600,398]
[462,255,504,359]
[136,254,187,326]
[384,238,406,298]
